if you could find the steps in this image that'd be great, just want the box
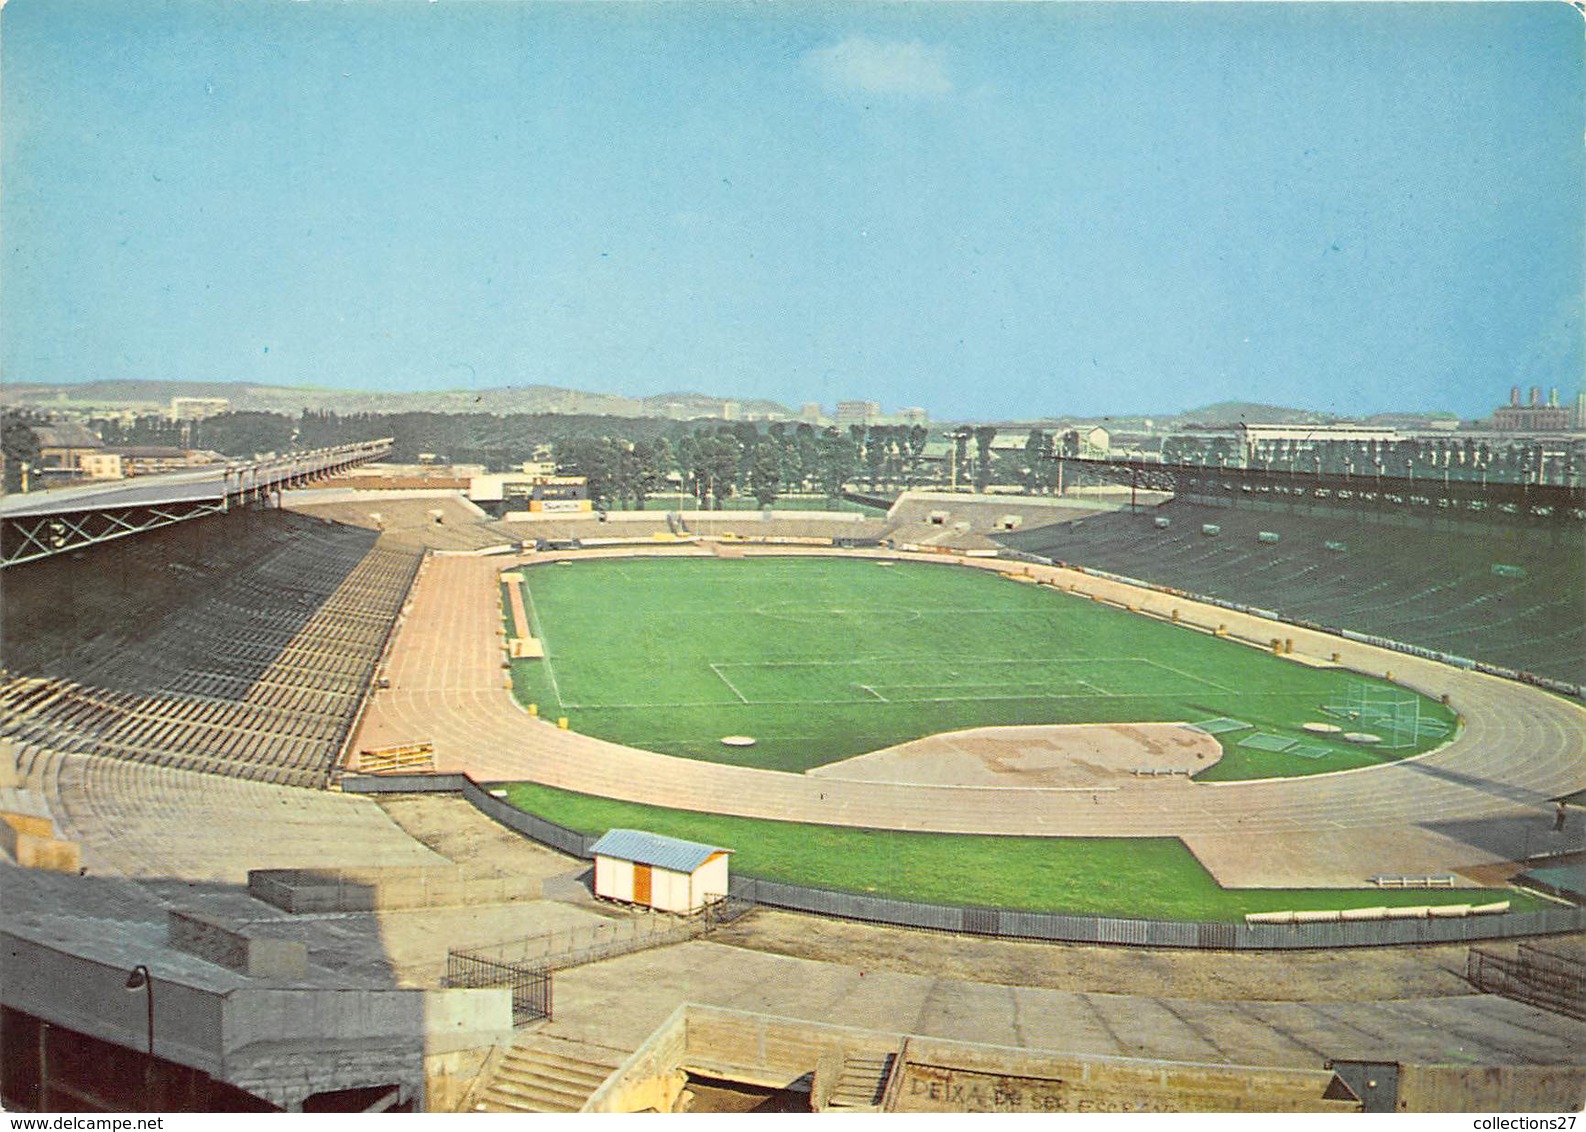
[825,1052,896,1111]
[473,1035,627,1113]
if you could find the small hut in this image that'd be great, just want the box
[589,829,732,914]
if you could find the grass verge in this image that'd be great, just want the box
[499,782,1542,921]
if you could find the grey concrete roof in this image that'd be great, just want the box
[0,467,229,518]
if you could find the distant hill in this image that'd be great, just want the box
[1174,402,1340,427]
[1,380,791,421]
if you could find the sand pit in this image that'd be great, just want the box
[806,722,1223,789]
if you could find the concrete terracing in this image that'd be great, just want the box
[540,938,1585,1074]
[354,546,1586,887]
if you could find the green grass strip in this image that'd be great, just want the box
[499,782,1544,921]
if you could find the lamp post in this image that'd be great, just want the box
[124,965,153,1109]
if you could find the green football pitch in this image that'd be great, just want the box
[505,555,1458,778]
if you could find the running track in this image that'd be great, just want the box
[354,549,1586,866]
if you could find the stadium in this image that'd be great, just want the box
[1,444,1583,1114]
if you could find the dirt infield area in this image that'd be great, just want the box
[807,722,1222,788]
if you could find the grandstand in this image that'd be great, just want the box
[1,508,419,788]
[999,500,1586,687]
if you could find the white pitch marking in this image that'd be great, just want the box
[708,662,751,704]
[516,576,565,709]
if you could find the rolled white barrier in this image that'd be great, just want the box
[1384,905,1431,919]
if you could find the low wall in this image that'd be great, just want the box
[590,1005,1370,1114]
[892,1035,1349,1114]
[249,863,539,913]
[168,910,307,980]
[0,820,80,873]
[1397,1064,1586,1113]
[585,1004,691,1113]
[339,774,1586,950]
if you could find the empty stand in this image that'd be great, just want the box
[1002,502,1586,685]
[1,510,420,789]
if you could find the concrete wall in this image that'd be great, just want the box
[680,1006,900,1091]
[0,821,80,872]
[221,987,423,1054]
[167,911,307,980]
[248,866,538,913]
[595,1005,1372,1115]
[1,932,226,1076]
[422,989,514,1057]
[1398,1064,1586,1113]
[892,1037,1353,1114]
[586,1004,691,1113]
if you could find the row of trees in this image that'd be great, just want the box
[560,422,934,509]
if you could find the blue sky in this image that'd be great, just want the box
[3,1,1581,420]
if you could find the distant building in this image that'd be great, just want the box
[32,423,104,476]
[169,397,230,421]
[79,452,125,480]
[895,407,929,426]
[101,446,223,477]
[1575,392,1586,430]
[1492,386,1570,433]
[1237,423,1399,463]
[720,400,740,421]
[836,401,880,429]
[799,402,823,424]
[1061,425,1111,459]
[469,471,590,513]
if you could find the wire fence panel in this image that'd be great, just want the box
[446,952,552,1025]
[1468,948,1586,1020]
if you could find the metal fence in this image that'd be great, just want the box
[457,894,752,972]
[728,875,1586,950]
[446,951,553,1025]
[342,773,1586,951]
[1467,945,1586,1019]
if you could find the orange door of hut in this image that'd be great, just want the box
[633,863,652,906]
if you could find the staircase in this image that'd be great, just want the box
[473,1035,627,1113]
[824,1052,896,1112]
